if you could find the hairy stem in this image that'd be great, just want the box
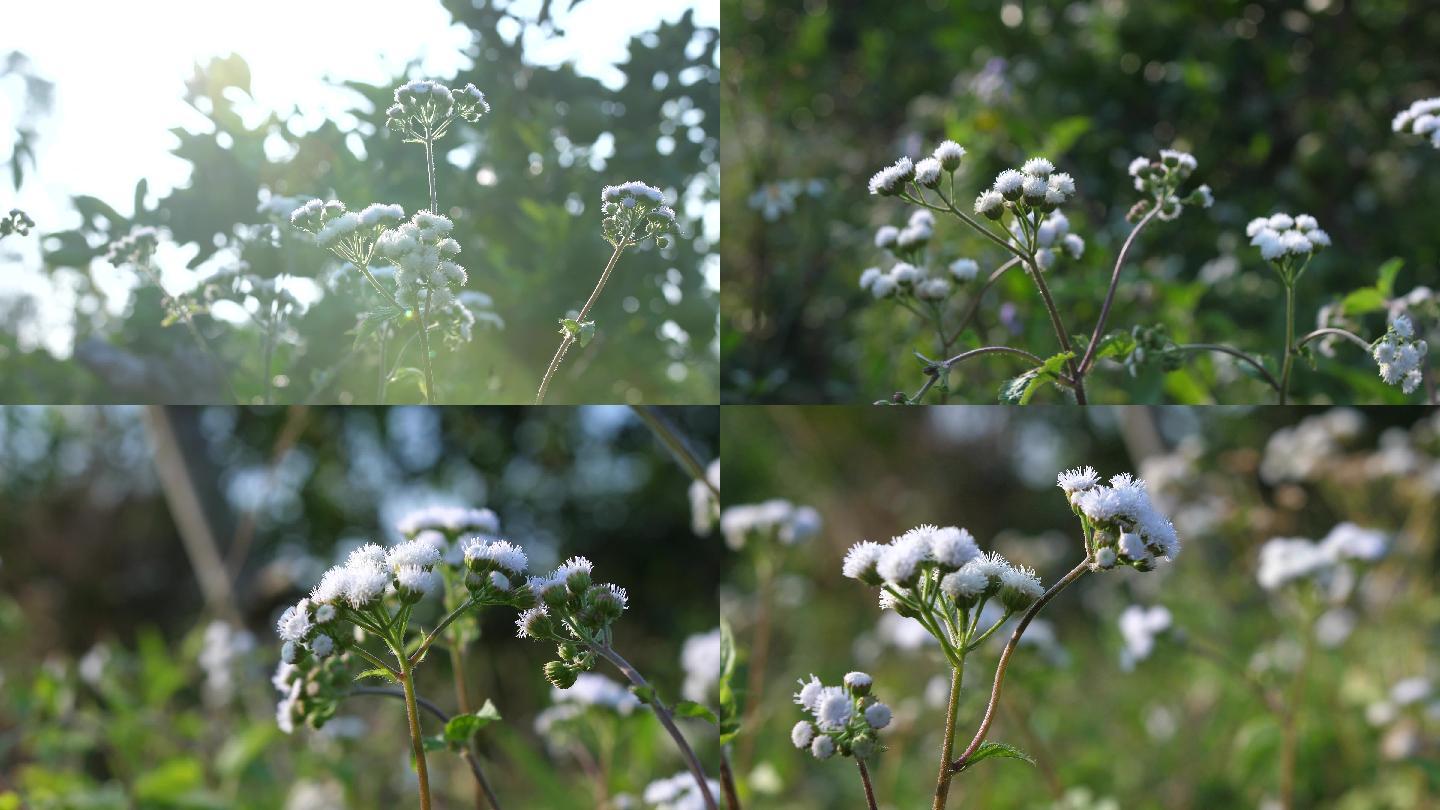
[399,659,434,810]
[1077,208,1158,375]
[857,759,879,810]
[950,559,1091,772]
[932,660,966,809]
[1022,257,1086,404]
[536,243,626,404]
[592,643,717,810]
[1279,282,1296,405]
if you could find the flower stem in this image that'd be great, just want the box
[1279,281,1296,405]
[719,749,742,810]
[932,659,966,809]
[950,559,1091,773]
[591,643,718,810]
[424,138,439,215]
[399,657,434,810]
[1076,208,1158,375]
[856,759,879,810]
[1022,257,1086,404]
[419,288,437,404]
[535,243,626,404]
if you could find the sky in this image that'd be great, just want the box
[0,0,718,356]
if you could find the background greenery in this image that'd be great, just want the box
[721,0,1440,404]
[2,0,718,404]
[721,405,1438,807]
[0,405,719,808]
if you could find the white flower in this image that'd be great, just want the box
[933,140,966,171]
[681,628,722,703]
[1022,157,1055,178]
[276,602,312,643]
[1257,537,1331,590]
[793,674,824,712]
[815,689,852,730]
[811,734,836,759]
[1319,522,1387,561]
[875,226,900,249]
[843,541,887,581]
[949,258,979,281]
[387,539,440,571]
[916,278,951,301]
[343,564,392,608]
[346,543,388,570]
[930,526,980,569]
[975,190,1005,217]
[641,771,721,810]
[940,567,989,600]
[309,634,336,658]
[993,169,1025,198]
[877,533,930,586]
[791,720,815,749]
[463,538,529,574]
[1021,175,1048,200]
[1062,233,1085,259]
[914,157,943,188]
[1393,314,1415,339]
[868,157,914,196]
[859,267,882,292]
[396,565,438,596]
[871,275,898,299]
[863,702,892,729]
[1294,214,1318,232]
[515,606,551,639]
[1057,465,1101,496]
[844,671,872,693]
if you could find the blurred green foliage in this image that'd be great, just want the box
[5,1,718,404]
[721,0,1440,403]
[720,405,1439,807]
[0,405,719,807]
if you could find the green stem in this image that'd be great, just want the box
[1279,281,1296,405]
[932,659,966,809]
[419,288,437,404]
[399,657,434,810]
[536,243,627,404]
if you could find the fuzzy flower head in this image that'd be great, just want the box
[385,80,489,143]
[1126,149,1209,223]
[374,210,468,309]
[397,505,501,539]
[1071,471,1181,571]
[1372,315,1428,396]
[1393,97,1440,150]
[868,156,914,196]
[600,181,676,249]
[1009,210,1083,269]
[790,673,891,762]
[720,499,822,550]
[1246,211,1329,274]
[289,199,406,269]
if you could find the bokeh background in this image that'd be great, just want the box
[0,0,719,404]
[720,406,1438,808]
[721,0,1440,404]
[0,405,720,808]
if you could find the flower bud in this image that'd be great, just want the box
[544,660,579,690]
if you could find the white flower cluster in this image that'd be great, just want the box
[975,156,1077,220]
[719,499,822,550]
[513,556,632,688]
[1256,522,1388,591]
[1365,676,1439,743]
[397,504,501,539]
[862,210,967,301]
[1258,408,1365,484]
[1373,314,1428,395]
[1058,467,1180,571]
[790,671,892,761]
[104,225,161,266]
[289,198,410,273]
[1246,212,1331,264]
[1116,605,1171,670]
[600,181,677,249]
[1126,149,1211,223]
[375,210,468,308]
[1392,97,1440,149]
[1009,210,1084,271]
[641,772,723,810]
[385,79,490,142]
[688,460,721,536]
[868,140,967,197]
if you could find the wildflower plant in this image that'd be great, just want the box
[860,134,1433,404]
[1392,97,1440,150]
[789,672,892,807]
[535,181,680,403]
[816,467,1180,809]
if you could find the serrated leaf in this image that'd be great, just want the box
[443,700,502,747]
[958,741,1036,772]
[354,667,396,683]
[671,700,718,725]
[999,351,1073,404]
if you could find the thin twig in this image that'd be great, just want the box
[950,559,1091,772]
[536,243,627,403]
[1293,327,1372,353]
[1077,208,1159,375]
[1174,344,1282,392]
[631,405,718,497]
[944,257,1022,347]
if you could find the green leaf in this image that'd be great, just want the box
[1375,257,1404,298]
[443,700,503,747]
[630,684,657,705]
[133,178,149,217]
[389,366,427,400]
[999,351,1073,404]
[1340,287,1388,317]
[354,667,396,683]
[559,317,581,338]
[957,741,1036,773]
[718,618,742,745]
[422,735,447,753]
[671,700,718,725]
[577,320,597,348]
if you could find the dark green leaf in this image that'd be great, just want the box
[671,700,717,725]
[958,741,1036,772]
[443,700,503,747]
